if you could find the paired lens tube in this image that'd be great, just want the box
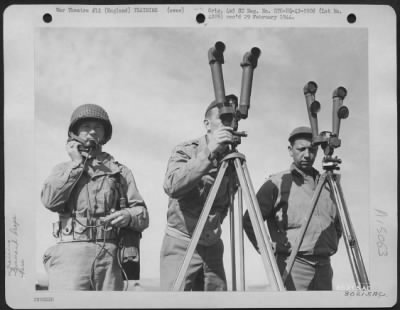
[303,82,350,150]
[303,81,320,140]
[239,47,261,119]
[332,87,349,137]
[208,41,226,104]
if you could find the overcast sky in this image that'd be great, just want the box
[34,27,370,290]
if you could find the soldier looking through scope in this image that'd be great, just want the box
[160,41,264,291]
[160,97,237,291]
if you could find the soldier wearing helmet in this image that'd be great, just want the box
[41,104,149,291]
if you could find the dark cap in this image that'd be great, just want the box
[288,126,312,142]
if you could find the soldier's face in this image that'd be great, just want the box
[77,120,105,144]
[204,107,233,133]
[288,137,318,172]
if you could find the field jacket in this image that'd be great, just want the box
[41,152,147,235]
[163,136,231,246]
[244,164,342,257]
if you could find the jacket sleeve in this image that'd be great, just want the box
[41,161,85,213]
[243,179,278,252]
[119,167,149,232]
[163,144,214,199]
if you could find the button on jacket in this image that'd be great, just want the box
[244,164,342,257]
[163,136,230,246]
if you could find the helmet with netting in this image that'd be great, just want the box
[68,104,112,144]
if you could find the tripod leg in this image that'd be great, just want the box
[229,183,237,291]
[327,173,370,289]
[242,162,274,251]
[234,158,285,291]
[241,161,282,289]
[237,187,245,291]
[282,173,328,283]
[172,160,230,291]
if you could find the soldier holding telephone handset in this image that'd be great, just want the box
[41,103,149,291]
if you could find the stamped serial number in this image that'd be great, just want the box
[34,297,54,302]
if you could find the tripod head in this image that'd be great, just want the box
[303,81,350,169]
[208,41,261,147]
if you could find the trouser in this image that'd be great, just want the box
[160,234,227,291]
[277,254,333,291]
[43,242,124,291]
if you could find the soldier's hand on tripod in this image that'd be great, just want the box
[207,126,234,157]
[201,175,215,186]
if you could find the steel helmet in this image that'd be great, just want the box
[68,103,112,144]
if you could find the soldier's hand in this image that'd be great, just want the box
[66,140,83,163]
[207,126,234,156]
[201,175,215,186]
[102,209,131,228]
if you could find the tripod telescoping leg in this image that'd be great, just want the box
[229,180,237,290]
[327,173,370,289]
[233,157,286,291]
[228,178,247,291]
[172,152,285,291]
[172,160,230,291]
[236,186,245,290]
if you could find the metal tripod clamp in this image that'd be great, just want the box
[238,47,261,119]
[208,41,226,104]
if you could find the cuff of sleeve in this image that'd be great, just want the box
[68,161,84,178]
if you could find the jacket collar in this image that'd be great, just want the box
[290,163,319,181]
[86,152,121,177]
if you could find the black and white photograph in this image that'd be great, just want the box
[3,3,397,309]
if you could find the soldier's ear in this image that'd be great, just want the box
[288,145,294,158]
[203,118,210,131]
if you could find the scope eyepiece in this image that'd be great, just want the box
[241,47,261,69]
[337,106,349,119]
[333,86,347,99]
[310,100,321,114]
[215,41,226,53]
[209,41,226,64]
[304,81,318,95]
[250,47,261,59]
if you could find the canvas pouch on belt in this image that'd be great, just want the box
[118,228,141,280]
